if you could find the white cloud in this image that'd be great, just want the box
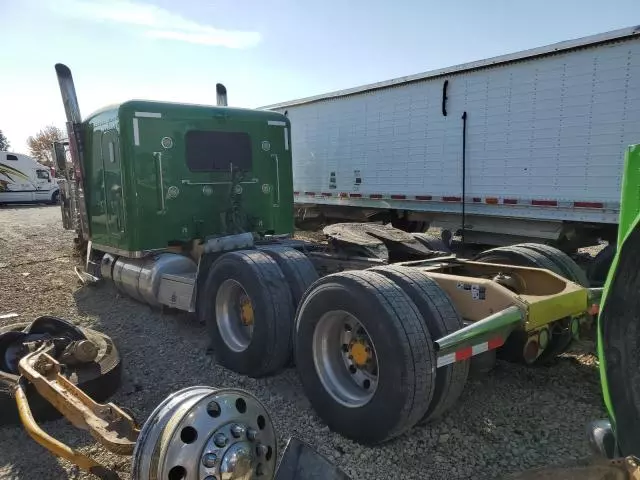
[52,0,261,48]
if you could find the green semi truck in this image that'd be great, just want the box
[53,64,604,446]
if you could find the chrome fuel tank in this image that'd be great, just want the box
[100,253,197,307]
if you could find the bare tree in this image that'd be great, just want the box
[0,130,10,151]
[26,125,65,166]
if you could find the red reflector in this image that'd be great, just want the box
[370,194,383,199]
[321,192,332,197]
[293,191,300,195]
[503,199,518,205]
[442,196,462,202]
[304,192,316,196]
[349,193,362,198]
[574,201,604,209]
[391,194,406,199]
[472,197,481,203]
[589,304,600,316]
[532,199,557,206]
[415,195,432,200]
[488,337,504,350]
[455,346,473,361]
[485,197,498,204]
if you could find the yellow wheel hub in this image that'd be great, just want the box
[239,296,254,326]
[349,341,370,366]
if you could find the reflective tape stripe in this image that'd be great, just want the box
[436,336,504,368]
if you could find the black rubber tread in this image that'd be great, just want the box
[587,244,616,287]
[0,322,122,425]
[473,245,561,275]
[200,250,294,378]
[369,265,468,422]
[294,270,435,444]
[515,243,590,286]
[259,246,319,308]
[412,232,451,253]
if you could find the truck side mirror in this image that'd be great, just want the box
[52,142,67,176]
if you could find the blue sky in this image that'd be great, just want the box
[1,0,639,153]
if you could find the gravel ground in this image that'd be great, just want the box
[0,206,606,479]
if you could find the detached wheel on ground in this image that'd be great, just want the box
[0,317,122,425]
[294,270,436,445]
[199,250,294,378]
[369,265,468,422]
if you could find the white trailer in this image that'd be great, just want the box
[0,152,59,204]
[264,26,640,251]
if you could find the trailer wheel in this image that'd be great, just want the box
[515,243,589,286]
[259,246,319,309]
[412,232,451,253]
[294,270,435,445]
[369,265,468,422]
[0,319,122,425]
[473,245,561,276]
[200,250,294,378]
[587,244,616,287]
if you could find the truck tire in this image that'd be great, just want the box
[515,243,589,286]
[50,190,60,205]
[199,250,294,378]
[259,246,319,309]
[412,232,451,253]
[369,265,468,422]
[473,245,561,276]
[0,320,122,425]
[587,244,616,287]
[294,270,435,445]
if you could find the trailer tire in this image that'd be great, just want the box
[473,245,561,276]
[0,320,122,425]
[587,244,616,287]
[412,232,451,253]
[200,250,294,378]
[259,246,319,309]
[515,243,589,286]
[369,265,468,422]
[294,270,435,444]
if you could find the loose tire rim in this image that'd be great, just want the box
[312,310,379,408]
[216,279,254,352]
[132,387,277,480]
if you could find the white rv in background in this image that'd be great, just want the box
[0,152,59,204]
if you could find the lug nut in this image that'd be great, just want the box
[214,433,228,448]
[231,424,246,438]
[256,444,268,457]
[202,453,218,468]
[246,428,258,442]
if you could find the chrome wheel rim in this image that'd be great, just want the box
[216,279,254,352]
[312,310,379,408]
[132,387,277,480]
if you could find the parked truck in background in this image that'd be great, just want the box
[264,26,640,282]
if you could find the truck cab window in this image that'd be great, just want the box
[185,130,252,172]
[6,154,18,161]
[36,169,50,180]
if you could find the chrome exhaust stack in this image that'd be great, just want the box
[216,83,228,106]
[54,64,90,241]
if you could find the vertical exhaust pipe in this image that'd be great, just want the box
[54,63,90,240]
[55,64,82,123]
[216,83,228,106]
